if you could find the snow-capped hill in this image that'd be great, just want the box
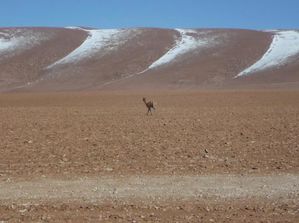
[1,27,299,91]
[0,29,50,59]
[236,30,299,77]
[99,28,218,84]
[48,28,140,68]
[148,29,216,69]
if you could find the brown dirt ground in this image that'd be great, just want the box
[0,90,298,222]
[1,199,298,222]
[0,91,298,177]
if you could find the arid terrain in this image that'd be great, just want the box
[0,90,298,222]
[1,27,299,92]
[0,25,299,222]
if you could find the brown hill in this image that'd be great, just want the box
[0,27,298,92]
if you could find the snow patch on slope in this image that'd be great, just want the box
[65,26,86,30]
[236,30,299,77]
[0,38,19,52]
[99,29,218,88]
[148,29,213,69]
[48,28,136,68]
[0,29,49,58]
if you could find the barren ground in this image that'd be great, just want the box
[0,90,298,222]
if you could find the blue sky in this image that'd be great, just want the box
[1,0,298,29]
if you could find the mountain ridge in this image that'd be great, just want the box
[0,27,298,92]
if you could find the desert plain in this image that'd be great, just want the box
[0,90,298,222]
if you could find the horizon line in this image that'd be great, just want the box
[0,25,298,32]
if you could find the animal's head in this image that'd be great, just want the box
[142,97,146,102]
